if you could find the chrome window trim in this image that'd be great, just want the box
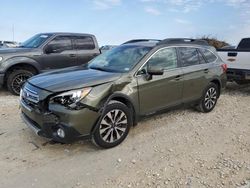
[134,46,218,77]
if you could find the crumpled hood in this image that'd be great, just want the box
[28,66,122,93]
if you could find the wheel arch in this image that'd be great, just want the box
[210,79,221,97]
[4,62,39,83]
[90,93,138,136]
[106,93,138,126]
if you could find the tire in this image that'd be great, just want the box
[196,83,219,113]
[7,69,35,95]
[235,80,250,85]
[92,101,132,148]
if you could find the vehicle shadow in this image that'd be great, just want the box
[0,88,11,96]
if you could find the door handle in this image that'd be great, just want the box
[204,69,209,73]
[69,54,76,58]
[175,75,182,81]
[228,52,237,57]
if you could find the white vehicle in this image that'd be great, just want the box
[218,38,250,84]
[0,41,19,48]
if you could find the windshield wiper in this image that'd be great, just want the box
[89,66,121,73]
[89,66,108,72]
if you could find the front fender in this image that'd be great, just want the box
[0,56,41,72]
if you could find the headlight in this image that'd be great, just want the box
[51,87,92,107]
[0,57,3,62]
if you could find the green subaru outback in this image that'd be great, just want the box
[20,38,227,148]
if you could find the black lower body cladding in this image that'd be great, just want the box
[21,112,83,143]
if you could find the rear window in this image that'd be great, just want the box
[238,38,250,50]
[178,47,199,67]
[74,36,95,50]
[199,48,217,63]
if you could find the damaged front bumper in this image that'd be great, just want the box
[20,98,100,143]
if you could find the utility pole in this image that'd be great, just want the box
[12,24,15,42]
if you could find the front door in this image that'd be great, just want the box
[137,47,183,115]
[41,35,77,71]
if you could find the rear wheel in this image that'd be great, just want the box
[92,101,132,148]
[7,69,35,95]
[196,83,219,113]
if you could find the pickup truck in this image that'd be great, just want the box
[217,38,250,85]
[0,33,100,95]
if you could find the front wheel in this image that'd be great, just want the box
[7,69,35,95]
[92,101,132,148]
[196,83,219,113]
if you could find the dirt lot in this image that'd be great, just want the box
[0,83,250,188]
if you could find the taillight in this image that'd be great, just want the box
[221,64,227,73]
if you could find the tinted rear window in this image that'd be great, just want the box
[238,38,250,50]
[74,36,95,50]
[199,48,217,63]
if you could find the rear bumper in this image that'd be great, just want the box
[227,68,250,81]
[0,73,4,88]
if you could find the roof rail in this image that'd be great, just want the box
[123,39,161,44]
[157,38,209,46]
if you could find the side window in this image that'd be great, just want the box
[147,48,178,70]
[237,38,250,50]
[46,36,73,53]
[75,36,95,50]
[178,47,199,67]
[199,48,217,63]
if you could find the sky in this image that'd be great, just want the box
[0,0,250,46]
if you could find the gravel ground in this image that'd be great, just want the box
[0,83,249,188]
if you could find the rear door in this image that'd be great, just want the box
[178,47,209,103]
[137,47,183,115]
[41,35,77,70]
[73,36,100,66]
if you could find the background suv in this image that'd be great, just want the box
[20,38,227,148]
[0,33,100,95]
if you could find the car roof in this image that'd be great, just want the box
[38,32,95,37]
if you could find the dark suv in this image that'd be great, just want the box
[20,38,227,148]
[0,33,100,95]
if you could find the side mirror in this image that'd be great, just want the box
[147,67,164,75]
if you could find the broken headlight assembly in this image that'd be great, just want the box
[51,87,92,108]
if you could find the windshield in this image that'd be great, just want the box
[20,34,53,48]
[89,45,152,73]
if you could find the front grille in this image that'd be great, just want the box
[22,87,39,104]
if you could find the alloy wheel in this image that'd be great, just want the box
[11,73,32,95]
[99,109,128,143]
[204,87,217,110]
